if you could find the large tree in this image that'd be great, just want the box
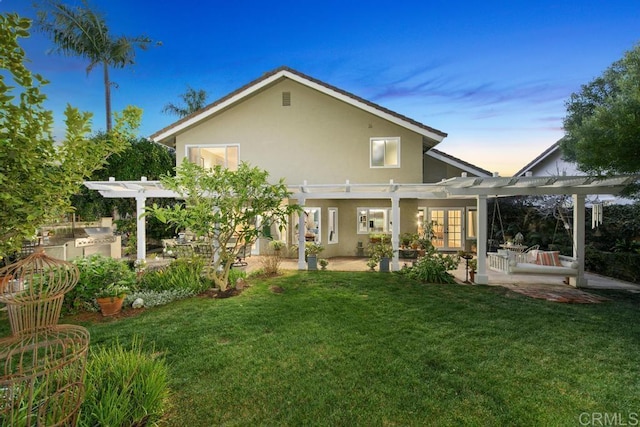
[36,0,154,131]
[162,86,208,117]
[0,13,140,260]
[561,43,640,175]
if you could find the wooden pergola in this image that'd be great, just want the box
[85,174,636,288]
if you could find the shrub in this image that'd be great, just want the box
[228,268,248,288]
[80,338,169,426]
[138,257,209,294]
[125,289,195,308]
[261,242,283,276]
[65,255,136,313]
[585,245,640,284]
[403,249,459,284]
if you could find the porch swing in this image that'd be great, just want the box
[487,197,579,277]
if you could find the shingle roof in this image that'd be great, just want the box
[427,148,492,177]
[150,66,447,143]
[513,141,561,177]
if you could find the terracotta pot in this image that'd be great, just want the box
[96,296,125,316]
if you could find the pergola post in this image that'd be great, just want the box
[475,195,489,284]
[298,198,306,270]
[391,195,400,271]
[570,194,588,288]
[135,194,147,261]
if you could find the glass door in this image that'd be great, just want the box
[428,208,464,250]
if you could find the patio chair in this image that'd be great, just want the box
[231,244,250,268]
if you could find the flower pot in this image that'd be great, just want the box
[307,255,318,271]
[379,257,390,272]
[96,296,125,316]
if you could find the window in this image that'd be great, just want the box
[357,208,396,234]
[294,208,321,243]
[328,208,338,244]
[370,137,400,168]
[467,208,477,239]
[186,144,239,170]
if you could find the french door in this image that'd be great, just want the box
[428,208,464,250]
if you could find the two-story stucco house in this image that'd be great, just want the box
[150,66,490,260]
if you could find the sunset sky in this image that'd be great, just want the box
[2,0,639,175]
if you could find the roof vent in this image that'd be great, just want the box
[282,91,291,106]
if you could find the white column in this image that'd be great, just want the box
[475,195,489,284]
[135,195,146,261]
[571,194,587,288]
[298,199,306,270]
[391,195,400,271]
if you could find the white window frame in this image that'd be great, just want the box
[356,207,397,234]
[185,144,240,170]
[328,207,338,244]
[370,137,400,168]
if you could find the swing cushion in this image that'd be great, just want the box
[536,251,561,266]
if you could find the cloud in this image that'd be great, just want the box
[367,65,572,111]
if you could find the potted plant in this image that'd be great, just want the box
[305,242,324,270]
[367,242,394,272]
[96,283,130,316]
[468,258,478,283]
[319,258,329,270]
[366,258,377,271]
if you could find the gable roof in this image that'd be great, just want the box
[426,148,492,177]
[514,141,561,177]
[150,66,448,145]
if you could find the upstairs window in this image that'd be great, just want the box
[186,144,239,170]
[370,137,400,168]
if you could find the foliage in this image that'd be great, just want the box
[585,245,640,284]
[72,137,175,224]
[137,257,208,294]
[0,14,139,260]
[400,232,418,246]
[36,0,155,131]
[561,42,640,177]
[261,245,283,276]
[162,85,208,117]
[65,255,136,312]
[96,283,129,299]
[125,288,195,308]
[147,161,300,291]
[228,268,247,288]
[305,241,325,256]
[366,241,394,261]
[402,247,459,284]
[366,258,378,271]
[319,258,329,270]
[80,338,169,426]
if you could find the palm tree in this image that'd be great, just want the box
[36,0,154,131]
[162,86,209,118]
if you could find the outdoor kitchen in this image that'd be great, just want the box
[30,217,121,261]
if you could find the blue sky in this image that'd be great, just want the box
[2,0,639,175]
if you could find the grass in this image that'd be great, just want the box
[2,271,639,425]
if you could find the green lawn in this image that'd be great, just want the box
[4,271,640,425]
